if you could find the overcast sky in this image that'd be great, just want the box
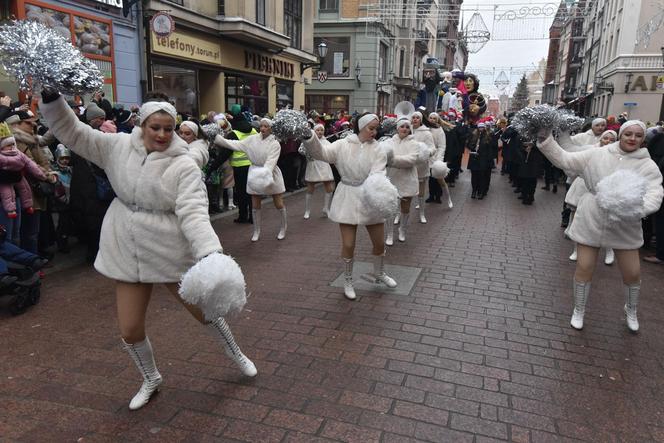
[460,0,556,97]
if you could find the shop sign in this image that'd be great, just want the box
[91,0,122,7]
[151,30,221,66]
[629,75,664,92]
[150,12,175,38]
[657,75,664,90]
[318,71,328,83]
[244,50,295,79]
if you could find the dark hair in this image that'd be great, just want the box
[144,91,170,103]
[465,73,480,92]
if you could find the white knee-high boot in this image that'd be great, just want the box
[343,257,356,300]
[277,208,287,240]
[624,282,640,332]
[251,209,261,242]
[227,187,235,209]
[385,220,394,246]
[570,280,590,330]
[323,192,332,217]
[304,193,312,219]
[123,336,163,410]
[210,317,257,376]
[363,252,397,288]
[569,244,578,261]
[398,212,409,242]
[604,248,615,265]
[418,197,427,223]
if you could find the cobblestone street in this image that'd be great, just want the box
[2,171,664,442]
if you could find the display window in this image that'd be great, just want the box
[305,94,348,115]
[152,63,198,118]
[225,73,268,116]
[17,0,116,100]
[276,81,294,110]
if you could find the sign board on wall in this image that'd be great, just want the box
[91,0,122,7]
[151,30,221,66]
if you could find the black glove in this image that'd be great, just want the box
[41,85,60,104]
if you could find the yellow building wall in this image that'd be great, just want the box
[199,71,225,115]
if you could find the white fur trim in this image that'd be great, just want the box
[313,123,325,131]
[596,169,648,222]
[358,114,378,130]
[179,252,247,321]
[139,101,177,124]
[431,160,450,179]
[592,118,607,127]
[397,117,411,129]
[361,173,399,219]
[618,120,647,138]
[180,121,199,136]
[247,165,274,194]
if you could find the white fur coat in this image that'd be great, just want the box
[539,135,663,249]
[412,126,436,179]
[303,133,387,225]
[429,126,447,163]
[215,133,285,195]
[40,97,222,282]
[386,134,419,198]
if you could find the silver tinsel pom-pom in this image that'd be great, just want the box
[271,109,310,141]
[512,105,586,141]
[0,20,103,94]
[201,123,222,142]
[381,117,397,137]
[556,109,585,133]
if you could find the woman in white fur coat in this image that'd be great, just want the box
[215,118,287,242]
[299,123,335,219]
[563,130,617,265]
[411,112,436,223]
[537,121,663,333]
[569,118,606,146]
[385,118,420,246]
[38,90,257,411]
[302,113,398,300]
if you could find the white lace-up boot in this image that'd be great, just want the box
[323,192,332,217]
[385,221,394,246]
[123,336,163,410]
[393,213,400,225]
[251,209,261,242]
[342,257,356,300]
[624,283,640,332]
[362,253,398,288]
[210,317,258,376]
[569,244,578,261]
[304,193,312,219]
[604,248,615,265]
[398,213,409,242]
[418,197,427,223]
[277,208,287,240]
[570,280,591,330]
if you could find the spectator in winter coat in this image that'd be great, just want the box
[514,139,544,205]
[466,123,496,199]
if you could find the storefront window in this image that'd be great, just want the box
[276,81,294,110]
[314,37,350,77]
[305,94,348,115]
[225,73,268,116]
[152,63,198,117]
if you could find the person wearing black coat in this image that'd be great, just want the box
[644,129,664,264]
[444,120,467,186]
[466,124,495,199]
[501,125,522,191]
[513,139,544,205]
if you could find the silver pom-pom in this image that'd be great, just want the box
[556,109,585,133]
[201,123,222,142]
[271,109,310,141]
[381,117,397,137]
[513,105,586,141]
[512,105,559,141]
[0,20,103,94]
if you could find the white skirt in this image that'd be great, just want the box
[305,159,334,182]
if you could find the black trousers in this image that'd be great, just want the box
[654,206,664,260]
[428,176,442,199]
[520,177,537,202]
[471,170,491,195]
[543,158,559,186]
[233,165,251,221]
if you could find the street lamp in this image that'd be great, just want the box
[300,42,328,75]
[355,62,362,86]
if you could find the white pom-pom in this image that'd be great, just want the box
[417,142,432,162]
[596,169,648,222]
[431,160,450,179]
[179,252,247,321]
[361,173,399,219]
[247,166,274,194]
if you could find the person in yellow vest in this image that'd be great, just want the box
[216,105,256,223]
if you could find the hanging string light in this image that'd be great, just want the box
[461,12,490,53]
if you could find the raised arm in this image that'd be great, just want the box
[174,160,224,259]
[39,96,116,169]
[302,134,339,164]
[214,134,246,152]
[20,152,48,181]
[537,134,595,176]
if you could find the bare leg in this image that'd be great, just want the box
[323,181,335,193]
[116,281,153,343]
[574,244,599,282]
[614,249,640,285]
